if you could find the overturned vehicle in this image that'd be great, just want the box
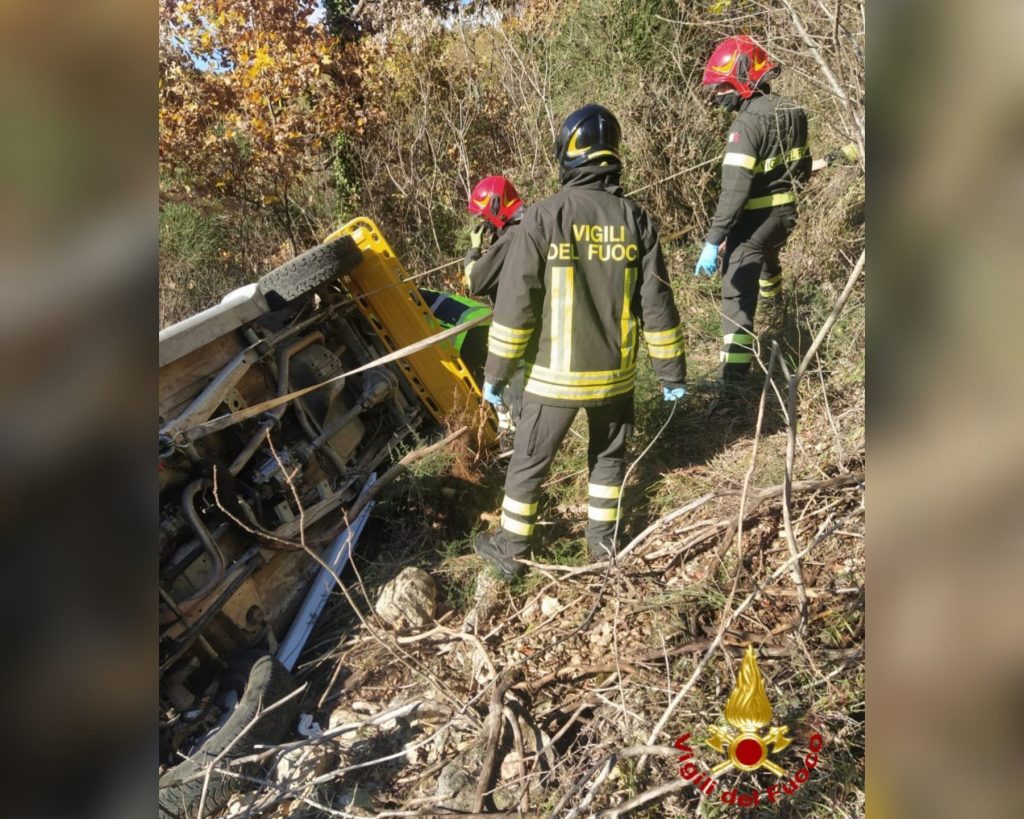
[158,218,495,817]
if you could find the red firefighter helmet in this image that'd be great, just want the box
[467,176,523,230]
[702,35,779,99]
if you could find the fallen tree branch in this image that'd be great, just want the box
[519,662,639,693]
[474,671,516,812]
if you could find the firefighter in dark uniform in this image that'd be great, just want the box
[474,104,688,578]
[694,35,812,384]
[463,175,526,302]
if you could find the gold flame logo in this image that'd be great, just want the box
[724,645,773,731]
[706,647,791,776]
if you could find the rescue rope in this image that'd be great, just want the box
[360,157,721,301]
[611,398,679,551]
[624,155,721,198]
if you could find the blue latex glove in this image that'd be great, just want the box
[482,381,506,408]
[694,242,721,277]
[663,385,687,402]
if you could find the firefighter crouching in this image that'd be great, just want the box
[464,175,526,302]
[694,35,812,385]
[474,103,688,579]
[463,175,529,426]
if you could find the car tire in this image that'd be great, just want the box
[257,235,363,308]
[158,655,300,819]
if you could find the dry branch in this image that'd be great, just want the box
[474,671,516,813]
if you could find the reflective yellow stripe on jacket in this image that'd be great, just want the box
[753,146,810,174]
[523,363,636,402]
[488,321,533,359]
[549,265,574,371]
[723,152,758,170]
[620,266,637,370]
[643,325,685,360]
[744,191,797,210]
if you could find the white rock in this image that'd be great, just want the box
[327,706,376,749]
[471,644,495,686]
[225,791,262,816]
[328,705,362,730]
[274,744,336,786]
[590,621,614,647]
[540,596,561,618]
[375,566,437,628]
[500,750,525,781]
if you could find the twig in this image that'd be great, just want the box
[779,0,865,149]
[503,705,530,814]
[552,745,680,817]
[782,251,865,629]
[615,492,716,563]
[733,343,780,563]
[595,777,692,818]
[520,662,638,693]
[345,425,469,523]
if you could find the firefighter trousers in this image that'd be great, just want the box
[496,396,635,557]
[719,205,796,381]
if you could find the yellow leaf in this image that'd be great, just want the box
[249,45,273,78]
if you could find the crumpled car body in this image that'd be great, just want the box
[157,218,493,814]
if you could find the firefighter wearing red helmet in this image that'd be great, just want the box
[473,104,687,579]
[464,175,526,302]
[695,35,812,385]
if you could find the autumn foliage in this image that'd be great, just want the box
[159,0,363,221]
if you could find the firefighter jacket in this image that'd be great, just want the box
[464,212,524,302]
[705,91,812,246]
[483,164,686,408]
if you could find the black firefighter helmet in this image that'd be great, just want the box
[555,103,622,172]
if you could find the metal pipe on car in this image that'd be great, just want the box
[159,549,262,673]
[169,480,228,616]
[239,326,348,475]
[228,332,324,475]
[307,369,394,453]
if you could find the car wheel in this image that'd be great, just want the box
[257,235,363,308]
[158,655,300,819]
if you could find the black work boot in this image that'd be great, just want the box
[588,539,617,562]
[474,530,527,580]
[707,372,749,417]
